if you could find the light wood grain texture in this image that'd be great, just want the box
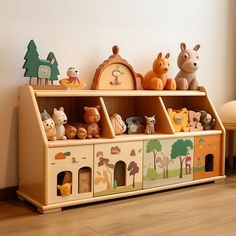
[3,174,236,236]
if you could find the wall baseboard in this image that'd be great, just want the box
[0,186,18,201]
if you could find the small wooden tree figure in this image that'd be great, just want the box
[23,40,60,85]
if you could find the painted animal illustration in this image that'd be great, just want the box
[156,152,174,178]
[185,152,192,174]
[60,67,86,89]
[145,115,156,134]
[40,109,57,141]
[175,42,200,90]
[139,52,176,90]
[168,108,189,132]
[52,107,67,140]
[83,106,101,138]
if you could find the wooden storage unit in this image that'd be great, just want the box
[18,86,226,213]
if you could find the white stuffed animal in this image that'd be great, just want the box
[41,109,57,141]
[52,107,67,140]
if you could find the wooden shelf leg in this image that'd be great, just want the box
[228,130,234,168]
[37,207,62,214]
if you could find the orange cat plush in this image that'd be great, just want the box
[139,53,176,90]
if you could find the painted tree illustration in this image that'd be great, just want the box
[127,161,139,187]
[23,40,40,84]
[156,152,174,179]
[95,157,114,189]
[47,52,60,84]
[146,140,162,170]
[170,139,193,178]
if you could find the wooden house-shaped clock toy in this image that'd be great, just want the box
[91,45,138,90]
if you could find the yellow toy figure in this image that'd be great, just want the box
[60,67,86,89]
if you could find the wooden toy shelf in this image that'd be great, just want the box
[18,85,226,213]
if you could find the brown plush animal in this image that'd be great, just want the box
[139,52,176,90]
[175,43,200,90]
[83,106,101,138]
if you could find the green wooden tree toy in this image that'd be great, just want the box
[23,40,60,85]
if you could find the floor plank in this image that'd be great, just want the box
[1,171,236,236]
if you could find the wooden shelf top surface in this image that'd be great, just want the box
[34,88,206,97]
[47,130,222,148]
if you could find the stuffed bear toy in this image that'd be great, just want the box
[83,105,101,138]
[139,52,176,90]
[188,110,203,131]
[175,42,200,90]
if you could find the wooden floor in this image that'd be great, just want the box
[1,170,236,236]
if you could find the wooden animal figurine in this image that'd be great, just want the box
[23,40,59,85]
[83,106,101,138]
[40,109,57,141]
[59,67,86,89]
[126,117,144,134]
[175,42,200,90]
[52,107,67,140]
[188,110,203,131]
[57,183,71,197]
[109,113,126,135]
[199,111,216,130]
[139,52,176,90]
[167,108,190,132]
[145,115,156,134]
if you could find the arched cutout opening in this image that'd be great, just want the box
[114,161,126,187]
[78,167,92,193]
[205,154,214,172]
[57,171,72,196]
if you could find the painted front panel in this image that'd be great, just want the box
[143,138,194,189]
[47,145,93,204]
[94,141,143,196]
[193,135,221,180]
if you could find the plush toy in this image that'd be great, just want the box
[109,113,126,135]
[57,183,71,196]
[167,108,189,132]
[175,42,200,90]
[188,110,203,131]
[139,52,176,90]
[145,115,156,134]
[126,117,144,134]
[65,124,77,139]
[82,106,101,138]
[199,111,216,130]
[60,67,86,89]
[52,107,67,140]
[40,109,57,141]
[71,122,88,139]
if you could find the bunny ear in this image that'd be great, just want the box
[53,108,57,113]
[193,44,200,51]
[165,53,170,59]
[157,52,162,59]
[180,43,186,51]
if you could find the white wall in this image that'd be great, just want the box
[0,0,235,188]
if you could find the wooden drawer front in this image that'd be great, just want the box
[47,145,93,204]
[94,141,143,197]
[143,138,194,189]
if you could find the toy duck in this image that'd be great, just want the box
[59,67,86,89]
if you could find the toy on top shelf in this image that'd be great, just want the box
[52,107,67,140]
[168,108,190,132]
[82,106,101,138]
[91,45,139,90]
[59,67,86,90]
[109,113,126,135]
[40,109,57,141]
[188,110,203,132]
[145,115,156,134]
[126,117,144,134]
[175,42,200,90]
[23,40,59,85]
[199,110,216,130]
[139,52,176,90]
